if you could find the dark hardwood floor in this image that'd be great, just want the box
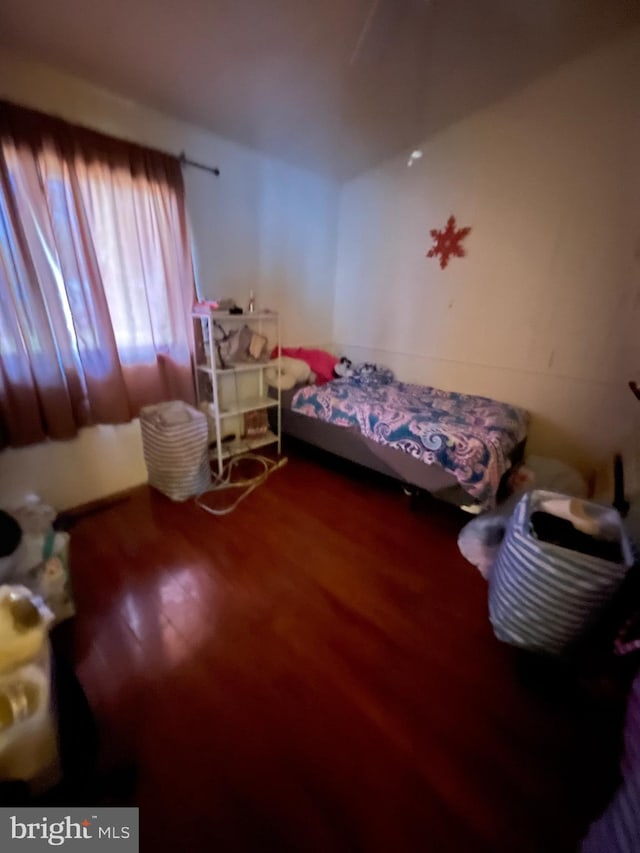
[63,444,623,852]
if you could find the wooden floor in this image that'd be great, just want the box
[64,445,621,852]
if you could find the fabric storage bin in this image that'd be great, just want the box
[140,401,211,501]
[489,490,634,656]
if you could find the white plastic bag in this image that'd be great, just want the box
[23,532,75,626]
[460,457,588,581]
[525,455,587,497]
[457,494,520,580]
[6,498,75,625]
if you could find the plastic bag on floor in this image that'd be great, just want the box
[22,531,74,626]
[11,496,56,536]
[525,455,587,498]
[457,494,520,580]
[460,456,588,581]
[6,498,75,626]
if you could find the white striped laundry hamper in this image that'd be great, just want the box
[489,490,634,656]
[140,401,211,501]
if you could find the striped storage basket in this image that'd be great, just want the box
[140,401,211,502]
[489,490,633,656]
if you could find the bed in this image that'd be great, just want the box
[276,379,529,510]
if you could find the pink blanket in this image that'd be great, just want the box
[271,347,338,385]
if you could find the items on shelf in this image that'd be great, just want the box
[193,298,239,315]
[244,410,269,438]
[193,307,281,472]
[213,322,268,369]
[194,299,267,316]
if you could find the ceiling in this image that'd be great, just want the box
[1,0,639,179]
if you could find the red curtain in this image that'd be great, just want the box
[0,100,196,447]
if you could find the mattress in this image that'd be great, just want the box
[287,380,529,507]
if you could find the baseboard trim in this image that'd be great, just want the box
[56,484,146,528]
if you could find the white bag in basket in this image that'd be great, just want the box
[140,401,211,501]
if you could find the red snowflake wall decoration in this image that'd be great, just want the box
[426,215,471,269]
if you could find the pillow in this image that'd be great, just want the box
[265,356,310,390]
[280,356,311,383]
[271,347,338,385]
[264,367,296,391]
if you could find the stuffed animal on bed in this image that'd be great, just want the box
[265,356,312,390]
[335,360,394,387]
[333,357,354,379]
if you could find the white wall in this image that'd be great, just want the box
[0,423,146,511]
[333,30,640,477]
[0,51,338,510]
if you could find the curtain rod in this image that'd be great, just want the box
[178,151,220,177]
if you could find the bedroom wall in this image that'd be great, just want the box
[0,50,339,510]
[333,29,640,477]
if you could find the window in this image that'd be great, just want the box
[0,98,196,446]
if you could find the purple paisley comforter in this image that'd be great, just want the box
[292,380,529,505]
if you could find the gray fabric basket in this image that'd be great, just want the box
[489,489,633,656]
[140,401,211,501]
